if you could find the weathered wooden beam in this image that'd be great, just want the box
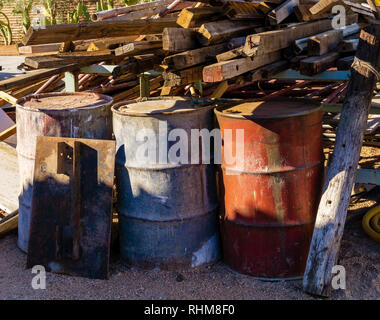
[176,7,224,28]
[309,0,342,15]
[86,36,139,51]
[115,41,162,56]
[210,80,229,98]
[105,6,163,21]
[307,29,343,56]
[0,80,47,109]
[163,65,203,86]
[216,46,244,62]
[159,0,194,17]
[366,0,380,19]
[162,27,200,52]
[0,91,19,105]
[224,2,265,20]
[303,24,380,297]
[268,0,299,25]
[0,124,16,141]
[243,15,357,56]
[163,43,227,70]
[92,0,173,21]
[203,51,281,82]
[22,17,178,46]
[197,20,260,46]
[18,43,61,54]
[343,0,375,18]
[337,55,354,70]
[0,64,79,91]
[294,4,332,21]
[113,55,162,78]
[251,60,290,80]
[300,52,340,76]
[338,39,358,53]
[24,51,114,69]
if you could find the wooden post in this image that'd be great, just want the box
[65,71,79,93]
[303,24,380,297]
[139,74,151,98]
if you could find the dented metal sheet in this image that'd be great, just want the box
[215,98,324,279]
[16,92,113,252]
[26,136,115,279]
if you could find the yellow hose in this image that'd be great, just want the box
[362,205,380,242]
[371,212,380,233]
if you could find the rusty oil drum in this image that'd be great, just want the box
[16,92,113,253]
[112,97,221,269]
[215,99,323,279]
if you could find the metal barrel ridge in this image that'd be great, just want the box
[16,92,113,253]
[215,98,324,279]
[112,97,221,269]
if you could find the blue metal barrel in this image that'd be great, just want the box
[112,97,221,269]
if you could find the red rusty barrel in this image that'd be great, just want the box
[16,92,113,253]
[215,99,323,280]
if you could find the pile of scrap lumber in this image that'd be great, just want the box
[0,0,377,104]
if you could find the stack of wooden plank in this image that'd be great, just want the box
[0,0,375,103]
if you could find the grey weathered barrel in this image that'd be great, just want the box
[112,97,221,269]
[16,92,113,253]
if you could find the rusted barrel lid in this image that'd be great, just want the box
[215,98,322,119]
[16,92,113,112]
[112,97,215,117]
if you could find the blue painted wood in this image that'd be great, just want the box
[64,72,78,93]
[356,169,380,185]
[79,65,119,76]
[272,69,351,81]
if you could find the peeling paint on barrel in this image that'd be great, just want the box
[215,99,324,279]
[16,92,113,253]
[112,97,221,269]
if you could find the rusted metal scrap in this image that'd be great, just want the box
[26,136,116,279]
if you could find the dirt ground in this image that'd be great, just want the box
[0,186,379,300]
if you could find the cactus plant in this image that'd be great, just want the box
[13,0,34,35]
[67,1,90,24]
[42,0,57,26]
[0,11,12,45]
[96,0,115,12]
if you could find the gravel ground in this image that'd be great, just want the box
[0,186,379,300]
[0,56,26,81]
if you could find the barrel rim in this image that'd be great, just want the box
[214,98,322,120]
[111,96,217,117]
[15,92,114,112]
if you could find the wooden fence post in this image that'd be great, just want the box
[302,24,380,297]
